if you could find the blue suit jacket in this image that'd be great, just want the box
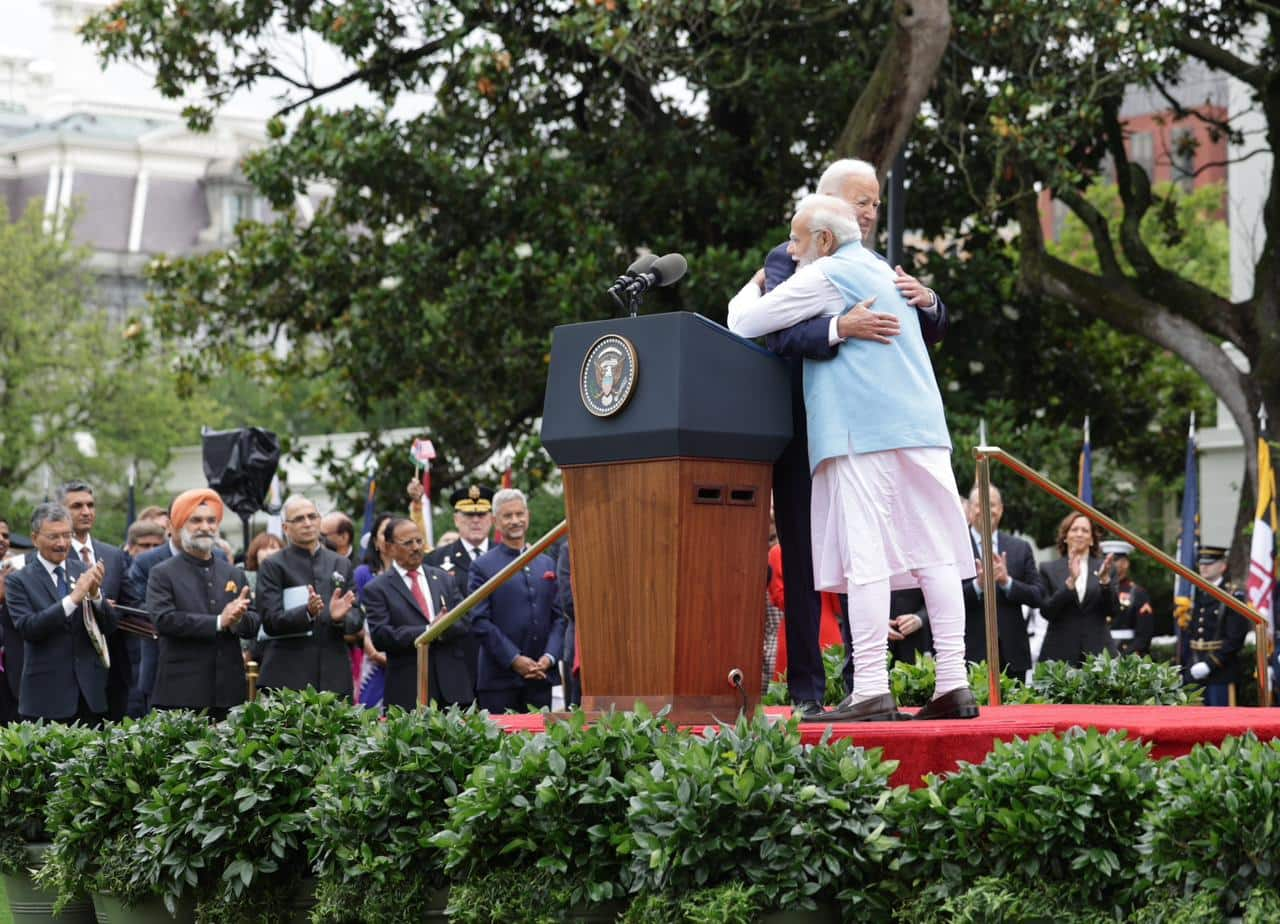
[4,556,118,719]
[468,545,566,692]
[364,564,473,709]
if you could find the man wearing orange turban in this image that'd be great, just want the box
[169,489,225,532]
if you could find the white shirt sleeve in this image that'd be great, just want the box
[726,262,845,339]
[828,316,843,345]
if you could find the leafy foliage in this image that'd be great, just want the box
[897,875,1118,924]
[622,713,902,914]
[37,711,214,908]
[1139,733,1280,912]
[434,707,681,912]
[308,705,503,923]
[894,727,1157,911]
[131,689,371,922]
[1031,651,1199,706]
[0,202,226,537]
[0,722,95,873]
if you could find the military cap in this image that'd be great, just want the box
[1197,545,1229,564]
[450,484,494,514]
[1100,540,1134,558]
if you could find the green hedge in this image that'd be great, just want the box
[6,692,1280,922]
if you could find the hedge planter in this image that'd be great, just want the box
[90,891,194,924]
[2,844,93,924]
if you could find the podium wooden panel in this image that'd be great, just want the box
[564,458,770,723]
[541,312,791,725]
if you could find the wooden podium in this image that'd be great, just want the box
[541,312,791,723]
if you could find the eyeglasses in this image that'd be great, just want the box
[393,537,426,548]
[39,531,72,542]
[286,512,321,524]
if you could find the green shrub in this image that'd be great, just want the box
[620,882,766,924]
[623,713,902,915]
[308,705,503,924]
[966,658,1044,705]
[1126,886,1224,923]
[890,652,938,707]
[37,711,214,909]
[1138,733,1280,912]
[763,644,851,706]
[445,867,571,924]
[0,722,95,874]
[133,688,371,923]
[895,727,1157,912]
[434,706,681,916]
[897,875,1119,924]
[1031,651,1198,705]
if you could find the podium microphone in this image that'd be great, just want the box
[606,253,660,297]
[624,252,687,295]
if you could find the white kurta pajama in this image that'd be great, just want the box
[729,245,973,700]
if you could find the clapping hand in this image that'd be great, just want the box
[220,586,252,630]
[329,587,357,623]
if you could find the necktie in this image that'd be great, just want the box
[80,546,93,567]
[53,565,70,597]
[408,569,432,622]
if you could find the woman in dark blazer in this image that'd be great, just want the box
[1038,513,1117,665]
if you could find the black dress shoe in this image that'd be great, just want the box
[791,700,825,720]
[914,686,980,720]
[802,692,910,723]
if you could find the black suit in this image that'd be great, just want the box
[424,538,486,695]
[4,555,118,721]
[81,539,135,720]
[146,552,260,710]
[0,599,20,723]
[1038,556,1117,665]
[256,543,360,696]
[962,531,1041,676]
[363,564,472,710]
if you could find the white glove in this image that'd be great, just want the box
[1189,661,1211,681]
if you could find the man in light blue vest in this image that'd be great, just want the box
[729,195,978,722]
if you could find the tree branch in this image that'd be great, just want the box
[1171,34,1262,88]
[1055,187,1126,279]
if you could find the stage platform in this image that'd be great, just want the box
[492,704,1280,788]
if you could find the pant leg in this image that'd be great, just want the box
[773,412,825,704]
[915,563,968,695]
[845,579,891,699]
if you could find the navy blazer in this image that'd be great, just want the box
[147,552,260,709]
[961,531,1042,675]
[4,556,118,719]
[364,565,472,709]
[469,545,566,692]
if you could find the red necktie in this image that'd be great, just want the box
[408,569,432,622]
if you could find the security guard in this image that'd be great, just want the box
[1181,545,1250,706]
[1100,540,1154,657]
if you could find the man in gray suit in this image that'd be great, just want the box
[4,503,117,724]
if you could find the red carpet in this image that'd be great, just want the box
[492,704,1280,787]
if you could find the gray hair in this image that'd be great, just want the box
[31,502,72,536]
[795,194,861,246]
[816,158,878,197]
[282,494,317,520]
[492,488,527,513]
[56,480,95,504]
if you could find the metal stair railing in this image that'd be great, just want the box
[414,520,568,707]
[974,445,1271,707]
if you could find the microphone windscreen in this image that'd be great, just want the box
[651,252,688,286]
[626,253,659,275]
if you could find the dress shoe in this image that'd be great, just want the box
[801,692,910,723]
[791,700,825,720]
[914,686,980,720]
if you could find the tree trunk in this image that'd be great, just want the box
[832,0,951,175]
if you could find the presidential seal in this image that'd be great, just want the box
[580,334,638,417]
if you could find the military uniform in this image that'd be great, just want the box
[1100,541,1153,657]
[424,484,495,598]
[1180,546,1250,706]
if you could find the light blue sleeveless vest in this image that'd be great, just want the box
[802,241,951,473]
